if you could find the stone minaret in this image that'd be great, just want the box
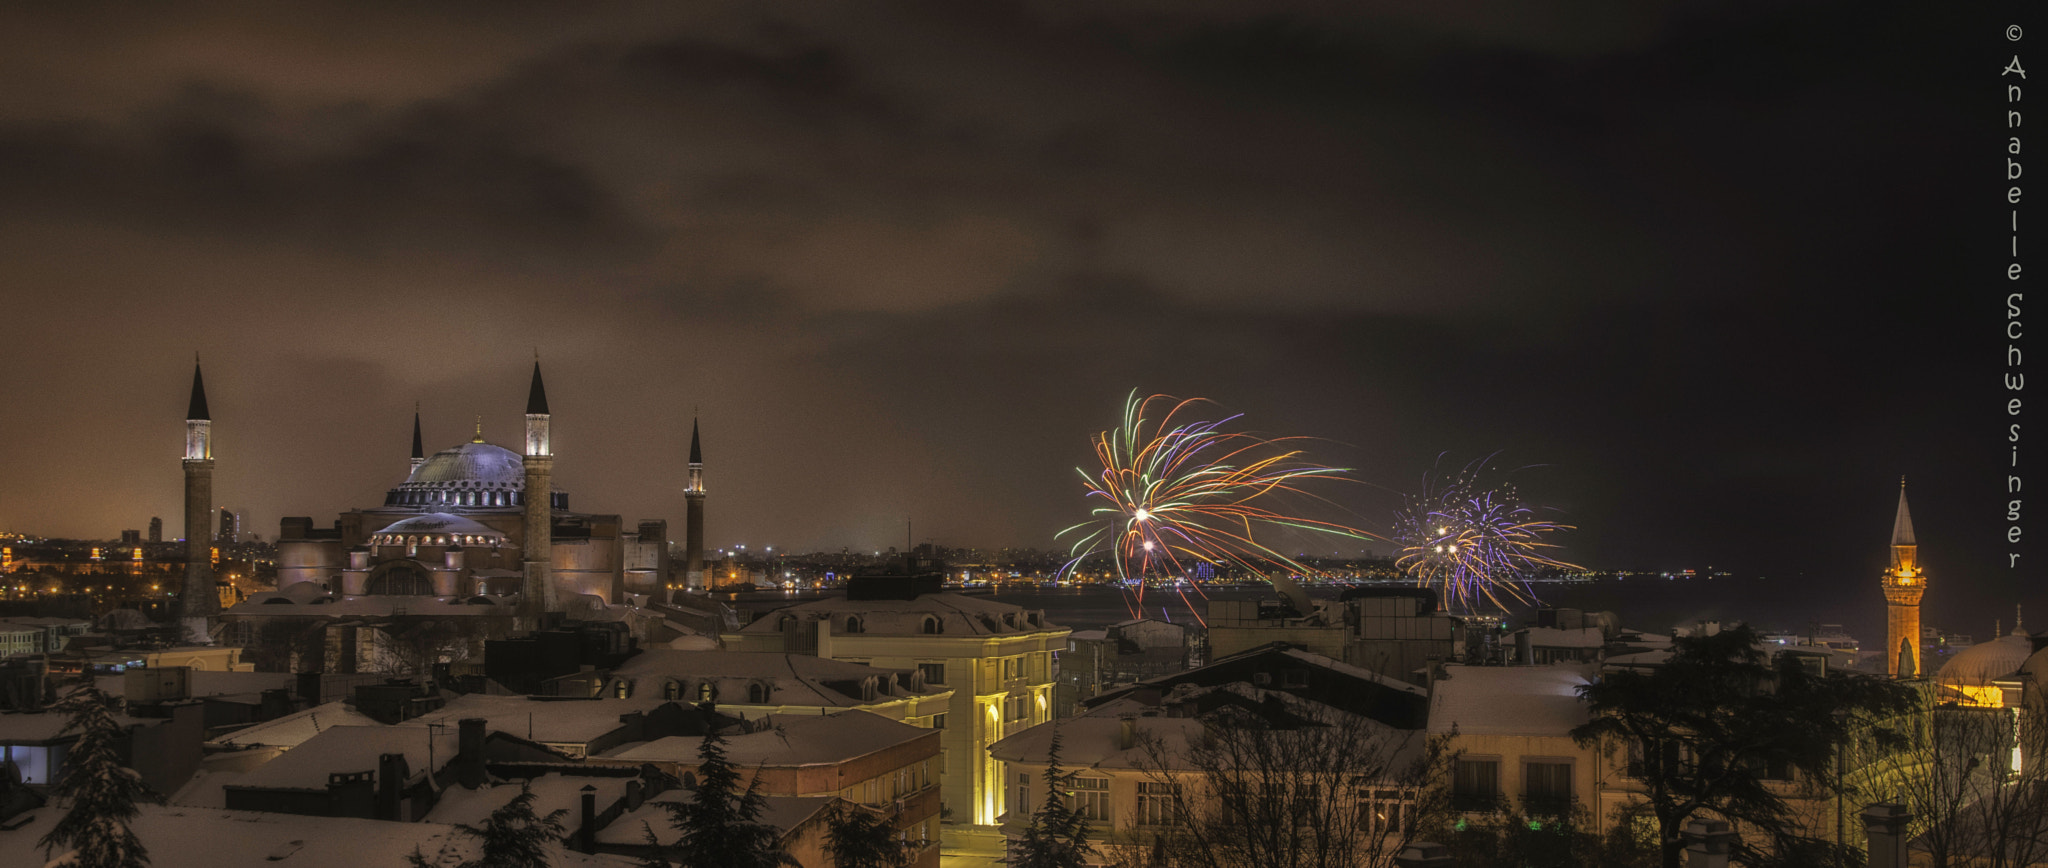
[410,406,426,476]
[1881,480,1924,678]
[685,417,706,591]
[519,361,557,627]
[182,360,218,633]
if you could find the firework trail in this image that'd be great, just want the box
[1394,456,1579,613]
[1058,392,1381,619]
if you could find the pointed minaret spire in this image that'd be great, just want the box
[1891,479,1916,548]
[690,417,702,465]
[188,359,211,422]
[410,405,426,474]
[527,359,549,415]
[684,413,706,592]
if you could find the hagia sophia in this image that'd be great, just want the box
[181,360,720,673]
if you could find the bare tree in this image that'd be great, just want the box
[1106,701,1453,868]
[1871,697,2048,868]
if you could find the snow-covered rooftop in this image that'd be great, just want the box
[424,773,632,828]
[207,700,380,749]
[227,725,457,791]
[735,592,1065,637]
[406,694,680,747]
[609,710,933,767]
[1520,627,1606,648]
[1427,664,1593,737]
[609,650,947,707]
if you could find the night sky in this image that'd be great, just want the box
[0,2,2030,635]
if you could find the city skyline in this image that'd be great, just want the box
[0,3,2030,636]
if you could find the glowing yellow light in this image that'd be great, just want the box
[1134,508,1151,522]
[1437,527,1448,535]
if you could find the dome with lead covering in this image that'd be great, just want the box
[383,440,564,511]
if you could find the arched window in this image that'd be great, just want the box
[664,680,681,700]
[845,616,864,634]
[613,680,630,699]
[699,682,716,703]
[748,683,768,704]
[921,616,941,635]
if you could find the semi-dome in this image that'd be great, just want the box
[369,513,508,547]
[2020,640,2048,689]
[382,439,566,511]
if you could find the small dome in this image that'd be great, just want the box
[1937,630,2035,688]
[368,513,507,547]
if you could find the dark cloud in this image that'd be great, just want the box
[0,0,2026,640]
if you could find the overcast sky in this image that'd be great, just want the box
[0,1,2027,634]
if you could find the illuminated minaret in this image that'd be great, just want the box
[685,417,706,591]
[182,359,218,629]
[519,361,557,627]
[1881,479,1924,678]
[410,405,425,476]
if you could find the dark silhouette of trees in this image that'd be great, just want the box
[1008,732,1092,868]
[1571,625,1920,868]
[823,801,917,868]
[640,704,794,868]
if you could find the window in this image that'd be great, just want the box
[1136,781,1180,826]
[1004,694,1030,723]
[1452,759,1500,811]
[1016,772,1031,818]
[1523,761,1573,816]
[922,616,942,634]
[1072,777,1111,822]
[845,616,864,634]
[748,683,769,704]
[918,663,946,686]
[1351,782,1414,838]
[698,682,716,703]
[664,680,681,700]
[931,713,947,730]
[613,680,630,699]
[1002,657,1020,679]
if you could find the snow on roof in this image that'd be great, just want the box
[610,650,946,706]
[601,795,834,847]
[988,712,1204,771]
[735,592,1066,637]
[1069,630,1109,642]
[228,725,457,791]
[1428,664,1593,737]
[609,711,933,767]
[1520,627,1606,648]
[425,773,631,828]
[208,700,381,749]
[0,804,636,868]
[1604,649,1674,669]
[407,694,679,747]
[1276,647,1432,697]
[96,670,296,701]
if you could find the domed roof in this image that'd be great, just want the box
[370,513,507,546]
[1937,630,2035,687]
[383,438,565,512]
[407,441,525,486]
[2022,642,2048,686]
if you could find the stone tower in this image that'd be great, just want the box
[685,417,706,591]
[1881,480,1924,678]
[182,360,218,635]
[519,361,557,628]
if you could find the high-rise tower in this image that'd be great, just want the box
[1881,480,1924,678]
[519,361,557,627]
[182,360,218,632]
[685,417,706,591]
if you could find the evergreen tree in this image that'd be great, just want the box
[38,683,152,868]
[823,801,917,868]
[1571,624,1920,868]
[644,705,795,868]
[412,783,568,868]
[1009,732,1091,868]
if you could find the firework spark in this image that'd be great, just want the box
[1395,457,1579,612]
[1059,392,1379,617]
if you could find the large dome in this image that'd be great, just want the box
[1937,629,2035,688]
[382,440,565,511]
